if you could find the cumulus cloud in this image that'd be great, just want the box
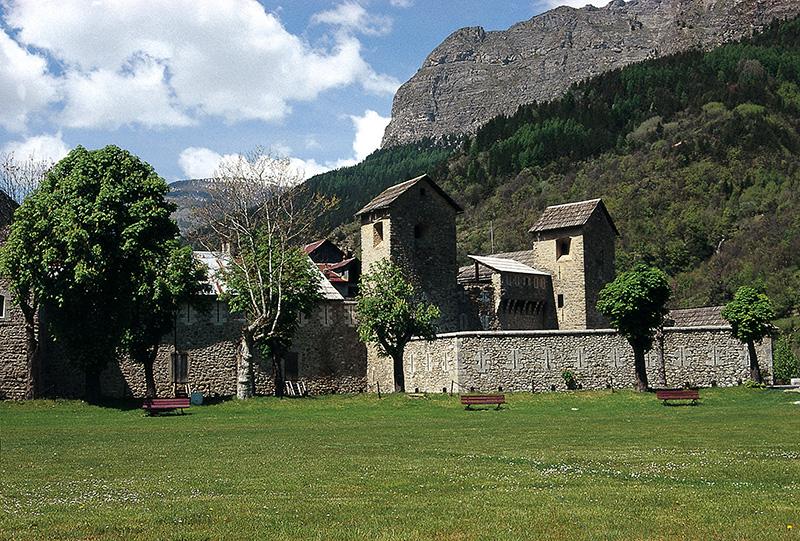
[350,110,390,161]
[312,2,393,36]
[178,109,390,180]
[3,0,399,130]
[0,29,58,132]
[1,132,70,163]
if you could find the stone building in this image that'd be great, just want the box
[529,199,617,330]
[304,239,360,299]
[361,175,772,393]
[356,174,463,331]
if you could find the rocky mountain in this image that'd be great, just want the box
[166,179,213,233]
[382,0,800,147]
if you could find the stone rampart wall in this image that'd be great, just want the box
[40,300,366,399]
[401,327,772,393]
[0,279,30,400]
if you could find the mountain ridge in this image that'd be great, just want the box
[382,0,800,147]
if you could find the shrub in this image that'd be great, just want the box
[562,370,578,390]
[773,335,800,383]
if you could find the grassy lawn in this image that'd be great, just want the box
[1,388,798,540]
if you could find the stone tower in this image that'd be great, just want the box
[529,199,618,330]
[356,174,463,332]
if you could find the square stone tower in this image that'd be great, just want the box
[356,174,463,332]
[529,199,618,330]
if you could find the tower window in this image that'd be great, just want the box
[557,294,565,308]
[420,187,427,198]
[556,237,571,259]
[373,221,384,247]
[414,223,426,239]
[0,294,5,318]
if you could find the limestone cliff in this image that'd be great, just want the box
[382,0,800,147]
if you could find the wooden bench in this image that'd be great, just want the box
[655,389,700,405]
[460,394,506,410]
[142,397,191,415]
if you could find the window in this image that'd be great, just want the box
[322,304,333,326]
[284,352,299,381]
[556,237,571,259]
[420,187,427,198]
[373,221,384,247]
[557,294,565,308]
[414,223,426,239]
[0,294,5,319]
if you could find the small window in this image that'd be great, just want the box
[373,221,384,247]
[414,223,425,239]
[0,294,5,318]
[556,237,571,259]
[557,294,565,308]
[420,187,427,198]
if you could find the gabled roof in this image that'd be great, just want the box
[355,174,463,216]
[467,255,549,276]
[667,306,727,327]
[194,251,343,301]
[529,198,618,236]
[303,239,327,254]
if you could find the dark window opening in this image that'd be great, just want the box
[0,294,5,318]
[420,187,427,198]
[373,221,384,247]
[556,237,571,259]
[414,223,427,239]
[557,294,565,308]
[284,353,299,381]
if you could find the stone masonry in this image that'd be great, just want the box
[0,278,30,400]
[402,327,772,394]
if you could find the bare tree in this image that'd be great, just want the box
[0,153,53,399]
[192,148,334,398]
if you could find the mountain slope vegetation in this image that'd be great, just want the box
[304,17,800,319]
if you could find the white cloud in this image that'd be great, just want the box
[0,29,58,131]
[178,109,389,180]
[1,132,70,163]
[350,110,390,161]
[312,2,393,36]
[389,0,413,7]
[4,0,399,130]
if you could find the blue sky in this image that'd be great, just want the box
[0,0,604,182]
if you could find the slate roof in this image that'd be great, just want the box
[194,251,343,301]
[355,174,463,216]
[458,249,547,283]
[667,306,727,327]
[529,198,618,235]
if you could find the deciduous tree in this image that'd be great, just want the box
[721,286,775,384]
[2,146,182,401]
[596,265,671,392]
[193,149,330,398]
[355,260,440,393]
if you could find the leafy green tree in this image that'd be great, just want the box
[2,145,181,401]
[194,150,327,398]
[773,334,800,383]
[721,286,775,384]
[596,266,672,392]
[126,243,208,398]
[355,260,440,393]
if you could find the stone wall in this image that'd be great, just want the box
[0,279,30,400]
[398,327,772,393]
[41,299,367,399]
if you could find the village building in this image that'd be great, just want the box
[303,239,360,299]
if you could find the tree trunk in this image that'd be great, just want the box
[747,340,762,384]
[84,367,102,403]
[392,349,405,393]
[24,321,39,399]
[237,332,255,399]
[273,353,284,398]
[143,350,157,399]
[655,328,667,387]
[632,344,649,392]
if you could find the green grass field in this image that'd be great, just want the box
[1,388,798,540]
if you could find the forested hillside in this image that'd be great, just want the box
[305,17,800,319]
